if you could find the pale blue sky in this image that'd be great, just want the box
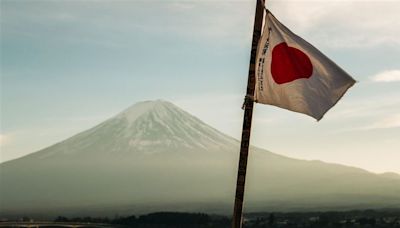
[1,0,400,173]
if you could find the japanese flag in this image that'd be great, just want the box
[255,11,356,120]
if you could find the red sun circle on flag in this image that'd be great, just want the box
[271,42,313,84]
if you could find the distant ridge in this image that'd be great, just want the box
[1,100,400,218]
[379,172,400,180]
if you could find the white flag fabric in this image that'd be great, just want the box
[255,11,356,120]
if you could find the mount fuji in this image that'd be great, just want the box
[1,100,400,217]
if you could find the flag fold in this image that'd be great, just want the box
[255,11,356,120]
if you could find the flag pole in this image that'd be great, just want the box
[232,0,264,228]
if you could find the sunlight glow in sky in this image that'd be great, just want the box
[1,0,400,173]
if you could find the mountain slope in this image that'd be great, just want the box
[1,100,400,217]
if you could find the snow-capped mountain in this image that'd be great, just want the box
[1,100,400,217]
[29,100,237,160]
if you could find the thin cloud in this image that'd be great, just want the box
[5,1,399,50]
[362,114,400,130]
[2,1,255,48]
[268,1,400,49]
[371,70,400,82]
[0,134,5,146]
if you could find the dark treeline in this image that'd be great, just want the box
[52,209,400,228]
[245,209,400,228]
[54,212,230,227]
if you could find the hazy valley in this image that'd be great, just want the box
[1,100,400,218]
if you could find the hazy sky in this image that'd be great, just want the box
[1,0,399,173]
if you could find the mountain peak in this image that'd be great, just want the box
[111,99,237,152]
[30,100,237,159]
[116,99,175,123]
[3,100,400,215]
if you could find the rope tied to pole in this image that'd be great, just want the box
[241,95,255,110]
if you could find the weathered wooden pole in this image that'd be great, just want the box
[232,0,264,227]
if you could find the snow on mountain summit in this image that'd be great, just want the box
[116,100,174,124]
[114,100,237,152]
[30,100,238,159]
